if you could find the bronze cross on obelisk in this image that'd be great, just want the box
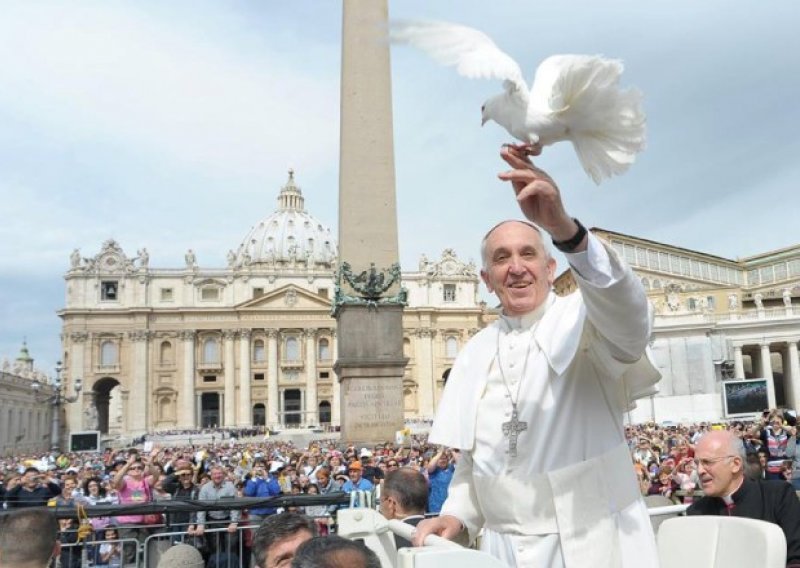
[502,405,527,458]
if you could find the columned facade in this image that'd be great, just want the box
[0,345,55,455]
[553,228,800,423]
[57,173,488,437]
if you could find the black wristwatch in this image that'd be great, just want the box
[552,218,588,253]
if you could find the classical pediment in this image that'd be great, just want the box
[236,284,331,311]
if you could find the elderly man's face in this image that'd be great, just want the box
[263,529,314,568]
[695,436,742,497]
[349,467,362,483]
[210,468,225,485]
[481,222,555,317]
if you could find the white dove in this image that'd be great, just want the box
[390,20,646,184]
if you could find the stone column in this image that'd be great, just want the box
[195,393,202,428]
[733,345,745,379]
[238,329,252,427]
[415,329,436,418]
[788,341,800,412]
[67,332,89,433]
[335,0,407,443]
[180,331,196,429]
[128,330,150,435]
[223,330,236,427]
[266,329,279,428]
[761,343,776,409]
[305,328,318,426]
[119,389,130,434]
[331,331,340,426]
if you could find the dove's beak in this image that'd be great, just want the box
[481,117,487,127]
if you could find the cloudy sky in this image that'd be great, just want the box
[1,0,798,376]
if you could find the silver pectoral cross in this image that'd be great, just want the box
[501,405,527,458]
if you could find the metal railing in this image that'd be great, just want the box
[10,493,696,568]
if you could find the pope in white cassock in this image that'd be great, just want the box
[413,144,661,567]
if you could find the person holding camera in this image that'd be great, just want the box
[761,412,797,481]
[244,459,281,523]
[5,467,61,509]
[426,447,456,514]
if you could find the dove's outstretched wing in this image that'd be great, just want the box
[390,20,528,101]
[528,55,646,184]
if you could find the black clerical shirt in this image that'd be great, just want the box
[687,477,800,567]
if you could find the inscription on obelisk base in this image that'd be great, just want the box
[335,305,406,444]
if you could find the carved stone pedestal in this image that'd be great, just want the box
[335,305,406,444]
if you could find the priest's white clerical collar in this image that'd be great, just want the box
[499,293,555,331]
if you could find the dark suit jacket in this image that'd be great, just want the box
[687,477,800,567]
[394,515,425,549]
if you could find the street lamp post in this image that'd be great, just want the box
[32,361,82,451]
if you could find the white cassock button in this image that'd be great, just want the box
[509,361,515,368]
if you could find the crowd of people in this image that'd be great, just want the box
[627,409,800,503]
[1,411,798,566]
[0,434,459,567]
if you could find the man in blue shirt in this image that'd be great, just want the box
[341,461,373,493]
[244,459,282,523]
[427,448,455,513]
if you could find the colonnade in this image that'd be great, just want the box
[66,327,338,435]
[732,338,800,411]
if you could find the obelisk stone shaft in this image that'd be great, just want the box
[336,0,406,444]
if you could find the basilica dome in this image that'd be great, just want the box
[234,170,337,268]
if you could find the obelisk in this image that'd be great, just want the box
[335,0,407,443]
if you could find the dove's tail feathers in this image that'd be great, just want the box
[538,55,646,183]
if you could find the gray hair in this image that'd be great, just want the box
[383,467,428,514]
[480,219,551,269]
[698,431,747,463]
[0,509,59,566]
[291,536,381,568]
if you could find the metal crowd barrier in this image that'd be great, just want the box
[58,534,141,567]
[17,494,694,568]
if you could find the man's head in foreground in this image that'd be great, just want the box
[0,509,59,568]
[291,536,381,568]
[480,220,555,317]
[380,467,428,520]
[253,512,318,568]
[694,430,746,497]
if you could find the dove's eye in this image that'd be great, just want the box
[481,104,486,112]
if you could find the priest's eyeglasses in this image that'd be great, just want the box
[694,455,735,469]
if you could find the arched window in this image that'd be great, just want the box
[318,338,330,361]
[253,339,266,363]
[100,341,117,366]
[160,341,173,365]
[446,336,459,359]
[285,337,300,361]
[203,338,219,364]
[641,277,650,290]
